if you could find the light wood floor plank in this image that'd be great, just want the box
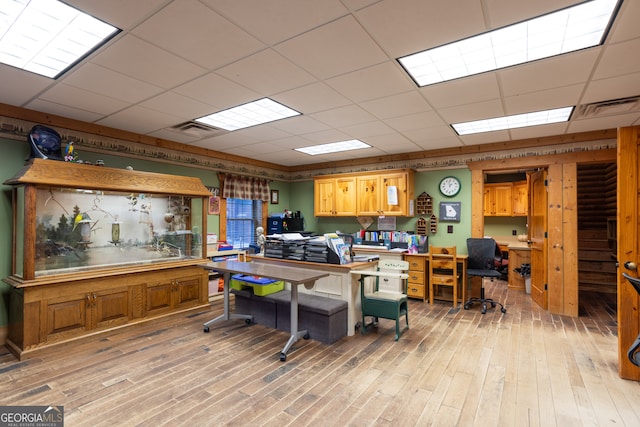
[2,285,640,426]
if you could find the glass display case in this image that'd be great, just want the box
[5,158,211,280]
[3,159,212,359]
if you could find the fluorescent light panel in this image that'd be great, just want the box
[452,107,573,135]
[0,0,120,78]
[398,0,619,87]
[295,140,371,155]
[195,98,301,131]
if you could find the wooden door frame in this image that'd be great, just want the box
[468,148,616,317]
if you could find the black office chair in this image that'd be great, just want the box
[463,238,507,314]
[622,273,640,367]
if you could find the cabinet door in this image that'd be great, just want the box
[173,275,203,309]
[381,173,408,216]
[512,181,529,216]
[334,177,357,216]
[45,295,89,340]
[146,281,173,317]
[356,176,381,216]
[92,288,130,330]
[314,178,335,216]
[484,184,512,216]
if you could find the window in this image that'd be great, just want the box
[226,198,262,249]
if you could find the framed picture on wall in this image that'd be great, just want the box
[439,201,461,222]
[270,190,279,204]
[208,195,220,215]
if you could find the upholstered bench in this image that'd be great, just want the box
[266,290,348,344]
[230,288,277,328]
[231,288,348,344]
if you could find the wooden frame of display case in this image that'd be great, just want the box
[3,159,213,359]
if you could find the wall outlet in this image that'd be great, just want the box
[448,225,453,233]
[512,229,517,235]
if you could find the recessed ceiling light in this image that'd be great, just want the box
[398,0,620,87]
[195,98,301,131]
[451,107,574,135]
[295,140,371,155]
[0,0,120,79]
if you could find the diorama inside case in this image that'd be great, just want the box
[26,186,203,277]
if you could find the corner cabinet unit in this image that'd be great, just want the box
[314,169,414,217]
[3,159,212,359]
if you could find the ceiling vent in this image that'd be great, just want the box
[167,121,227,138]
[575,95,640,119]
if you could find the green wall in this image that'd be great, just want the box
[0,136,509,329]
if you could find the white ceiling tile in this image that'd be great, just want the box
[96,105,183,134]
[509,122,570,140]
[139,92,216,120]
[64,0,168,30]
[311,105,377,128]
[269,116,331,135]
[360,92,432,120]
[593,39,640,80]
[568,112,640,133]
[132,0,264,69]
[384,111,447,132]
[503,84,584,113]
[439,99,505,123]
[0,65,53,107]
[325,62,415,103]
[203,0,349,45]
[92,35,206,89]
[421,74,501,110]
[275,82,351,114]
[340,121,396,139]
[483,0,578,29]
[216,49,316,96]
[276,15,388,79]
[355,0,485,57]
[499,50,600,97]
[582,73,640,105]
[607,0,640,44]
[63,64,163,103]
[26,99,104,124]
[173,73,259,110]
[459,130,511,145]
[39,84,129,116]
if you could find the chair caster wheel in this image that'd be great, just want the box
[491,302,496,308]
[203,326,210,333]
[280,353,286,362]
[464,303,471,310]
[245,318,252,324]
[501,307,507,313]
[303,333,310,340]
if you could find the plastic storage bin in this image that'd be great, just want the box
[230,274,284,296]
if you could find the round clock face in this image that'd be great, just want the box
[439,176,461,197]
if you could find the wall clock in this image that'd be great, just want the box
[439,176,461,197]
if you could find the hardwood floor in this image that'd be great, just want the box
[1,280,639,426]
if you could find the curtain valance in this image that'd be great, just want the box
[219,173,270,202]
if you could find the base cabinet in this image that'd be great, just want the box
[7,265,208,359]
[405,255,427,302]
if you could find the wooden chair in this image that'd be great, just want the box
[356,259,409,341]
[429,245,461,308]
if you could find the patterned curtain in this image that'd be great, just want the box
[219,173,270,201]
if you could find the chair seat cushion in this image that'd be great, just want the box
[364,290,407,302]
[467,268,502,278]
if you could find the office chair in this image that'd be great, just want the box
[463,238,507,314]
[429,245,461,308]
[622,273,640,367]
[356,259,409,341]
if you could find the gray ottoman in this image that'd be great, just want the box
[231,288,277,328]
[266,291,348,344]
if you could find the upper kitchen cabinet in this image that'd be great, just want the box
[314,169,414,217]
[511,180,529,216]
[484,180,529,217]
[314,176,357,216]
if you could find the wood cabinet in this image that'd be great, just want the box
[315,169,414,217]
[314,176,357,216]
[3,159,212,359]
[508,248,531,290]
[484,181,528,216]
[404,254,427,302]
[511,181,529,216]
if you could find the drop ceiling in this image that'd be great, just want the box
[1,0,639,167]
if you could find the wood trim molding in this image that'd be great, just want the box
[0,102,617,181]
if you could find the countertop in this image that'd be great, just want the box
[491,235,531,250]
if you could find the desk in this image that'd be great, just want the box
[199,260,329,361]
[404,253,468,302]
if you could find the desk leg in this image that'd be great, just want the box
[203,271,253,332]
[280,282,310,361]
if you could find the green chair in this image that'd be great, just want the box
[356,259,410,341]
